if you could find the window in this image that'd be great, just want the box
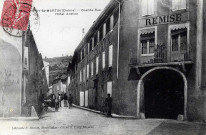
[81,49,84,60]
[172,35,178,51]
[24,47,29,70]
[88,43,90,53]
[171,28,187,52]
[110,15,114,30]
[97,31,100,43]
[99,26,103,41]
[94,33,97,47]
[87,64,89,78]
[142,0,154,16]
[85,90,88,107]
[102,51,105,69]
[85,44,88,55]
[83,66,86,81]
[81,51,83,60]
[80,91,84,106]
[113,9,119,27]
[67,76,70,85]
[140,32,155,55]
[91,61,94,76]
[103,23,106,38]
[172,0,186,11]
[107,81,112,97]
[109,45,113,67]
[83,46,86,57]
[96,56,99,74]
[106,18,110,34]
[92,37,94,50]
[80,70,82,82]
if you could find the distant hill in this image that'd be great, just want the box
[44,55,72,85]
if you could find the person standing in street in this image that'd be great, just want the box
[64,93,68,107]
[105,94,112,117]
[58,94,62,107]
[54,94,59,111]
[68,94,73,109]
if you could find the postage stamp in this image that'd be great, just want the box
[0,0,39,37]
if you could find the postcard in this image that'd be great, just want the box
[0,0,205,135]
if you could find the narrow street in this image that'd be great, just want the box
[0,107,205,135]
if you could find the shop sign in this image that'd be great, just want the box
[145,13,182,26]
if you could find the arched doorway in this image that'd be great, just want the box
[137,67,187,120]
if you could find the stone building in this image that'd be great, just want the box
[21,28,48,116]
[52,75,67,96]
[67,0,206,121]
[0,38,22,117]
[0,26,47,117]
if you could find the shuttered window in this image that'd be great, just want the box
[83,66,86,81]
[24,47,29,70]
[109,45,113,67]
[85,90,88,107]
[91,61,94,76]
[80,91,84,106]
[103,23,106,38]
[102,51,105,69]
[92,37,94,50]
[140,32,155,55]
[80,70,82,82]
[110,15,114,30]
[171,28,187,52]
[142,0,154,16]
[107,81,112,97]
[87,64,89,79]
[96,56,99,74]
[172,0,186,11]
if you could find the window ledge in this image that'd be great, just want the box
[171,8,187,12]
[141,53,154,57]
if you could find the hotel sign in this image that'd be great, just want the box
[138,12,189,27]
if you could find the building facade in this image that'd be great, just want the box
[68,0,206,121]
[0,38,22,117]
[43,61,50,86]
[52,75,67,96]
[0,26,47,117]
[21,28,48,116]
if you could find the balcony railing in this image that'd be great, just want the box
[129,44,191,65]
[154,43,167,63]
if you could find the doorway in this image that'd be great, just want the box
[139,68,186,119]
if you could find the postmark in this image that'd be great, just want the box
[0,0,39,37]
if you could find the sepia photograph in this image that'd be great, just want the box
[0,0,206,134]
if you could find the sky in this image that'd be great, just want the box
[31,0,111,58]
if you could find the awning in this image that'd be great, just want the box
[171,28,187,36]
[170,24,187,31]
[140,28,155,35]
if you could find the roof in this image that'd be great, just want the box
[75,0,123,52]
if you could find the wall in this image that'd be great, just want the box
[113,0,139,116]
[0,39,22,117]
[21,30,47,116]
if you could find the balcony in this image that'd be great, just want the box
[129,44,192,67]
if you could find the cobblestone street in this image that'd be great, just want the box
[0,107,205,135]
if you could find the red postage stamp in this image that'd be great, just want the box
[0,0,33,36]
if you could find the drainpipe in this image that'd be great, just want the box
[196,0,203,89]
[114,0,121,79]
